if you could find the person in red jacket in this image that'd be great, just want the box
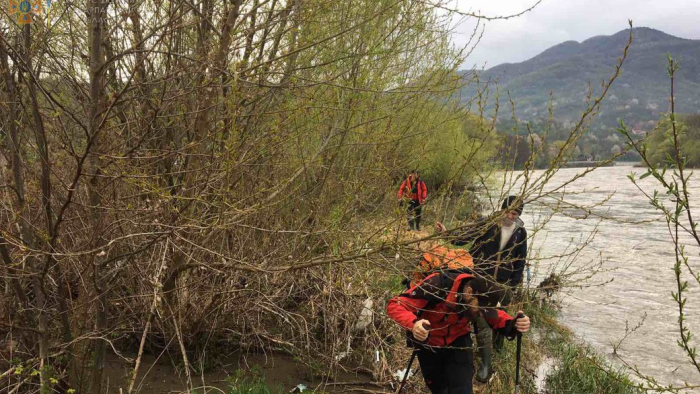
[398,170,427,231]
[386,270,530,394]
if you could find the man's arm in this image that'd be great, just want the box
[386,274,443,330]
[485,310,529,340]
[484,309,515,336]
[397,180,407,200]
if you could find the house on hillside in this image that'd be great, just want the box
[631,122,648,137]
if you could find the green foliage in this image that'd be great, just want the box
[544,344,642,394]
[417,112,497,190]
[645,114,700,167]
[380,274,408,296]
[491,291,642,394]
[489,335,538,394]
[495,116,637,169]
[219,369,283,394]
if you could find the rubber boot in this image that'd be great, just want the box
[475,343,493,383]
[493,331,505,352]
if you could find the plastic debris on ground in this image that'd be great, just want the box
[393,368,414,380]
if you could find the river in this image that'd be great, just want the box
[511,164,700,392]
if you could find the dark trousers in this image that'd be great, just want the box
[417,335,474,394]
[476,287,513,354]
[407,200,422,230]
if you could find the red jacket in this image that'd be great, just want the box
[386,272,516,347]
[398,178,427,204]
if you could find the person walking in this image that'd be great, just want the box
[387,269,531,394]
[435,195,528,383]
[398,170,427,231]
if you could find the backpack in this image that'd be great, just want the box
[409,246,474,287]
[402,269,477,348]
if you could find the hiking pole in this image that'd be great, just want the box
[514,313,525,394]
[397,350,417,394]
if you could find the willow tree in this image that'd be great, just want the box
[0,0,503,392]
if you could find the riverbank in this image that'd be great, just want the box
[89,211,648,394]
[199,269,642,394]
[204,291,643,394]
[499,293,642,394]
[96,266,641,394]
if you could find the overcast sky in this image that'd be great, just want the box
[450,0,700,70]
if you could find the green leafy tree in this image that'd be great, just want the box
[645,114,700,167]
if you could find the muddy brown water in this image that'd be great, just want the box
[104,351,378,394]
[507,164,700,392]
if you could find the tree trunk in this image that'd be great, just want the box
[19,23,51,394]
[87,0,108,392]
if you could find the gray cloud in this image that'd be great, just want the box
[451,0,700,69]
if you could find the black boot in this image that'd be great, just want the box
[475,343,492,383]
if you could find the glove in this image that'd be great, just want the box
[399,200,404,207]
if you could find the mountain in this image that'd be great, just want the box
[460,28,700,131]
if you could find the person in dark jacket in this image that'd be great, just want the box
[398,170,427,231]
[434,195,528,383]
[387,270,531,394]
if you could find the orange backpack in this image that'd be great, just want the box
[411,246,474,286]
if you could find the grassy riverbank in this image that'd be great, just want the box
[215,290,642,394]
[484,293,642,394]
[195,225,642,394]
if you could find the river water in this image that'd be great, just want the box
[510,164,700,392]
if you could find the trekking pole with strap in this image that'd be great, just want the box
[396,350,417,394]
[514,313,525,394]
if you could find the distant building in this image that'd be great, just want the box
[530,134,542,148]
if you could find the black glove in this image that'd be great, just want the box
[399,200,404,207]
[506,312,526,340]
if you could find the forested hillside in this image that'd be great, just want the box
[461,27,700,131]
